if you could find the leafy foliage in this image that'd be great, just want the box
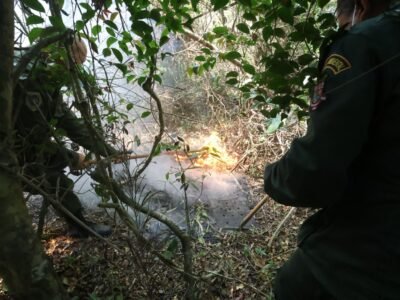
[12,0,339,296]
[17,0,337,132]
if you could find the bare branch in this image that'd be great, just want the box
[13,30,70,86]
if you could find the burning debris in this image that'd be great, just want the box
[71,132,254,239]
[175,131,238,171]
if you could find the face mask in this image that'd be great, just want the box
[351,3,358,26]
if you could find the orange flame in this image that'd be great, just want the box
[176,132,237,171]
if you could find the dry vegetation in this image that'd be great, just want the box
[18,77,312,300]
[0,86,312,299]
[0,6,317,300]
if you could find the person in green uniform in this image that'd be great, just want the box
[14,46,117,238]
[264,0,400,298]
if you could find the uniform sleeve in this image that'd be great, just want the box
[264,33,377,208]
[57,102,118,157]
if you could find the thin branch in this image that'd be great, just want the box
[182,29,243,70]
[206,270,268,297]
[268,207,296,248]
[8,168,119,249]
[134,60,165,180]
[13,30,70,86]
[99,202,199,281]
[93,171,195,298]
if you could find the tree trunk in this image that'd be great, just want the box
[0,1,68,299]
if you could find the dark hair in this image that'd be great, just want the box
[336,0,356,17]
[354,0,392,9]
[337,0,392,18]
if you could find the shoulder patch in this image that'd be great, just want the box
[322,54,351,75]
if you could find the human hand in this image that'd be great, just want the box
[70,35,87,65]
[71,153,91,170]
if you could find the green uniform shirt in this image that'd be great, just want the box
[264,5,400,299]
[14,74,117,171]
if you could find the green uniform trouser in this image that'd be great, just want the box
[273,250,335,300]
[22,162,84,225]
[43,169,84,223]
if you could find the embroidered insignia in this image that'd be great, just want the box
[322,54,351,75]
[310,80,326,111]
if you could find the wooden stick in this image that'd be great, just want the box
[239,195,268,229]
[268,207,296,248]
[80,148,206,169]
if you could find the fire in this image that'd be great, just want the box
[176,132,237,171]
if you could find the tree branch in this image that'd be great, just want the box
[134,58,165,180]
[182,29,243,70]
[13,30,70,87]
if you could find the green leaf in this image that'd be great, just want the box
[238,0,252,6]
[226,78,238,85]
[167,238,178,253]
[195,55,206,61]
[49,16,64,30]
[226,71,239,77]
[243,12,257,21]
[110,12,119,21]
[26,15,45,25]
[317,0,330,8]
[102,48,111,57]
[82,9,95,21]
[191,0,200,10]
[236,23,250,34]
[91,25,102,36]
[223,51,241,61]
[131,20,153,35]
[89,40,98,53]
[104,20,118,31]
[274,28,286,38]
[23,0,45,13]
[80,2,92,11]
[154,74,162,84]
[243,63,255,75]
[141,111,151,118]
[115,63,128,75]
[160,35,169,47]
[201,47,211,55]
[212,0,229,11]
[56,0,64,8]
[213,26,229,36]
[267,114,282,133]
[28,27,43,43]
[106,37,117,48]
[150,9,161,22]
[298,54,314,66]
[277,6,294,25]
[111,48,123,62]
[75,20,84,31]
[126,75,135,82]
[262,26,273,41]
[106,27,116,37]
[119,41,131,55]
[134,135,141,146]
[126,103,134,111]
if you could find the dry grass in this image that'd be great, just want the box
[1,23,314,300]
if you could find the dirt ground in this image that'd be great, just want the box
[0,123,310,299]
[0,182,312,300]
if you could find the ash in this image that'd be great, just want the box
[27,154,254,239]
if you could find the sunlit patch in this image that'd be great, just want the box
[46,237,73,256]
[175,132,238,171]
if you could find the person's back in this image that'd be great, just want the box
[13,47,114,238]
[316,10,400,297]
[266,2,400,298]
[346,9,400,202]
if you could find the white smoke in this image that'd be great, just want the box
[71,152,251,238]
